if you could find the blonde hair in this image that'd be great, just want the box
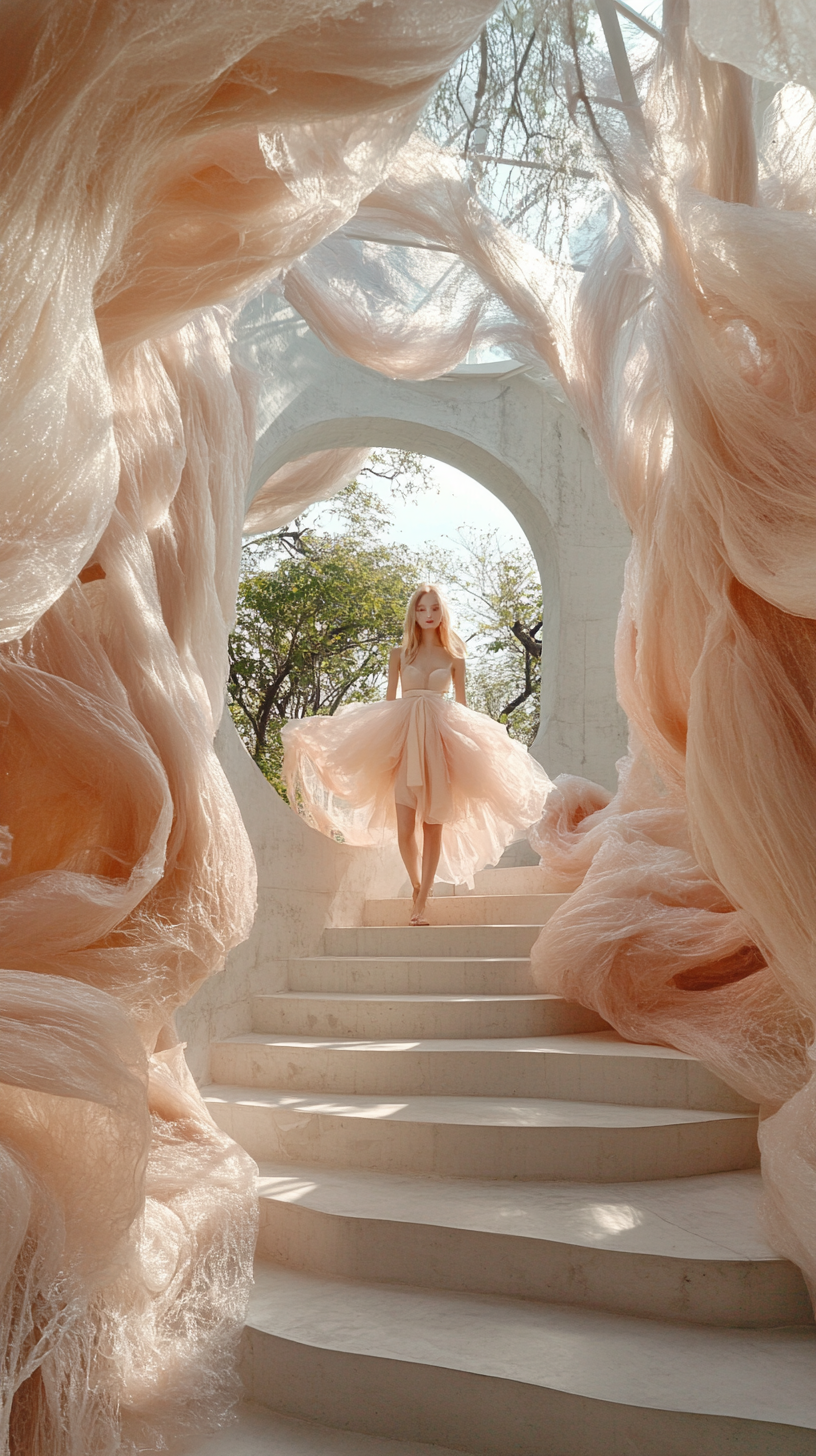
[401,583,466,665]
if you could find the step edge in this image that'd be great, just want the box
[256,1188,788,1266]
[202,1084,757,1123]
[215,1033,700,1059]
[245,1262,816,1427]
[253,991,564,1002]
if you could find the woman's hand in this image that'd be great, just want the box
[452,655,467,706]
[386,646,401,701]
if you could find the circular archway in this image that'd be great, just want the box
[245,417,560,766]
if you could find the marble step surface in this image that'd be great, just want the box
[252,990,609,1040]
[242,1262,816,1456]
[433,867,546,896]
[209,1030,753,1111]
[203,1086,758,1181]
[362,894,568,926]
[492,837,541,869]
[179,1400,471,1456]
[434,867,549,896]
[286,956,537,996]
[473,866,548,895]
[322,925,543,959]
[255,1162,812,1327]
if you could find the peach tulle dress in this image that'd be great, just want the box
[282,657,553,885]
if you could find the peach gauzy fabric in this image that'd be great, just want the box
[244,447,371,535]
[528,7,816,1308]
[0,1,495,1450]
[282,675,553,887]
[268,2,816,1310]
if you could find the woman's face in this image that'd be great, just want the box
[416,592,442,632]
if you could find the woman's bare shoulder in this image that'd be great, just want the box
[389,645,402,663]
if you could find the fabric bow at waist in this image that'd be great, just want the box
[400,688,446,789]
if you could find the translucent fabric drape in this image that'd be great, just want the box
[0,1,495,1450]
[261,2,816,1306]
[5,0,816,1448]
[529,3,816,1305]
[244,448,371,535]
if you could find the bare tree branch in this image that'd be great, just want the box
[511,618,542,658]
[500,675,536,723]
[463,26,489,153]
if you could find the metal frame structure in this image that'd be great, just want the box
[613,0,663,42]
[337,4,661,254]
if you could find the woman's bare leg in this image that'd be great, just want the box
[415,821,443,920]
[396,803,420,900]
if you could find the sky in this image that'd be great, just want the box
[314,456,530,558]
[384,459,529,553]
[308,454,538,646]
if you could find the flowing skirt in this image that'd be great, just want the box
[281,689,553,885]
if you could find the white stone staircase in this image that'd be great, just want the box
[198,868,816,1456]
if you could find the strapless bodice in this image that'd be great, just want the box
[400,663,452,694]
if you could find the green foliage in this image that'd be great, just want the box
[466,652,540,747]
[229,452,437,793]
[229,530,419,794]
[443,527,543,745]
[228,449,546,795]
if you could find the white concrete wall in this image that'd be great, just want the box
[177,714,404,1082]
[181,296,632,1083]
[235,293,631,790]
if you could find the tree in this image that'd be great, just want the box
[229,533,420,795]
[228,452,547,793]
[420,0,609,264]
[275,450,437,554]
[443,526,543,745]
[228,453,433,794]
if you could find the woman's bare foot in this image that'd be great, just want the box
[410,898,429,925]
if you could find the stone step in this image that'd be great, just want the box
[474,865,546,895]
[433,866,546,897]
[209,1030,753,1111]
[362,894,568,926]
[286,957,537,996]
[323,926,543,958]
[494,836,541,869]
[255,1163,812,1328]
[203,1086,758,1181]
[252,991,608,1040]
[180,1400,469,1456]
[242,1263,816,1456]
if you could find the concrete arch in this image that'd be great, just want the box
[246,415,560,765]
[235,294,630,787]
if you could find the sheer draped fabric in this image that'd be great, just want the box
[0,1,496,1450]
[527,7,816,1305]
[282,687,553,888]
[259,1,816,1309]
[244,448,371,535]
[3,0,816,1447]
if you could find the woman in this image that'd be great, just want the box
[282,584,552,922]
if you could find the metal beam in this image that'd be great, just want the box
[336,226,587,271]
[338,226,457,254]
[461,151,597,181]
[595,0,647,136]
[613,1,663,42]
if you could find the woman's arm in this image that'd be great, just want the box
[452,655,467,706]
[386,646,401,701]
